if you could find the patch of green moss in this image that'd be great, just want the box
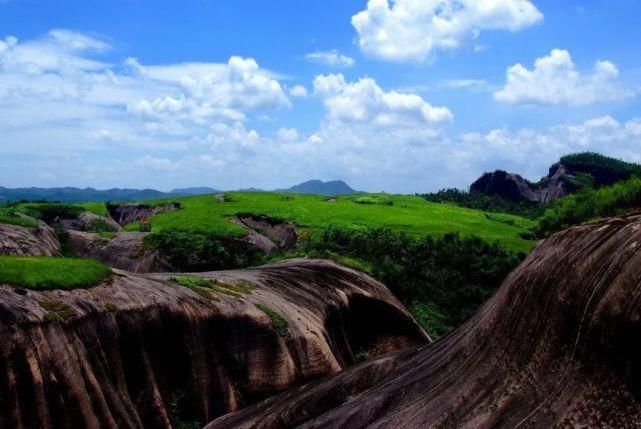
[38,300,75,320]
[169,276,253,300]
[105,302,118,312]
[255,304,289,338]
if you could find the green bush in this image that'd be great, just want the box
[305,227,523,337]
[21,203,84,224]
[419,188,545,219]
[536,177,641,237]
[145,230,262,271]
[87,219,118,233]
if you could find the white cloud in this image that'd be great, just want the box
[458,116,641,181]
[313,73,453,127]
[494,49,634,105]
[289,85,308,98]
[352,0,542,62]
[305,49,355,67]
[138,155,177,171]
[440,79,489,91]
[277,127,300,142]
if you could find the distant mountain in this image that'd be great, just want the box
[470,152,641,204]
[0,187,217,203]
[169,187,219,196]
[279,180,357,196]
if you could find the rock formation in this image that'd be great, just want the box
[237,215,298,252]
[58,211,122,232]
[208,214,641,428]
[470,170,539,203]
[67,231,171,273]
[0,259,427,428]
[470,153,641,204]
[0,221,61,256]
[107,202,180,226]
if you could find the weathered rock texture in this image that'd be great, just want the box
[108,203,180,226]
[67,231,171,273]
[0,221,61,256]
[208,214,641,428]
[58,211,122,232]
[0,259,427,428]
[471,158,640,204]
[236,216,298,253]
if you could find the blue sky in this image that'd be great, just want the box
[0,0,640,192]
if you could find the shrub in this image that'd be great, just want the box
[145,230,262,271]
[86,219,118,233]
[305,227,523,337]
[21,203,84,224]
[536,177,641,237]
[419,188,544,219]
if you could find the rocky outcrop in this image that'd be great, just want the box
[0,259,427,428]
[470,170,539,202]
[0,221,61,256]
[108,203,180,226]
[58,211,122,232]
[237,216,298,252]
[66,231,171,273]
[208,215,641,428]
[471,154,641,204]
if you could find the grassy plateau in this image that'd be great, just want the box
[0,256,112,290]
[123,192,536,252]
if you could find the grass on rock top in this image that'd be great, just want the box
[126,192,536,252]
[0,256,112,290]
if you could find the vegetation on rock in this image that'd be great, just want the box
[0,256,111,290]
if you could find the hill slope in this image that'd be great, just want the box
[123,192,536,252]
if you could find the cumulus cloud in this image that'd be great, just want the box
[494,49,634,105]
[289,85,308,98]
[305,49,355,67]
[352,0,543,62]
[313,73,453,127]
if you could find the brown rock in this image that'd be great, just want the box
[0,221,61,256]
[58,211,122,232]
[0,259,427,428]
[208,214,641,429]
[108,203,180,226]
[67,231,171,273]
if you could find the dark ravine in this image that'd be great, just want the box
[208,214,641,428]
[0,259,427,429]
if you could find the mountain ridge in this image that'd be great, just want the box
[0,180,358,202]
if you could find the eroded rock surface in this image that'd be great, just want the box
[58,211,122,232]
[67,231,171,273]
[0,259,427,428]
[108,203,180,226]
[0,221,61,256]
[237,215,298,252]
[208,214,641,429]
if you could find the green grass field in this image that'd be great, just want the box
[124,192,536,252]
[0,256,112,290]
